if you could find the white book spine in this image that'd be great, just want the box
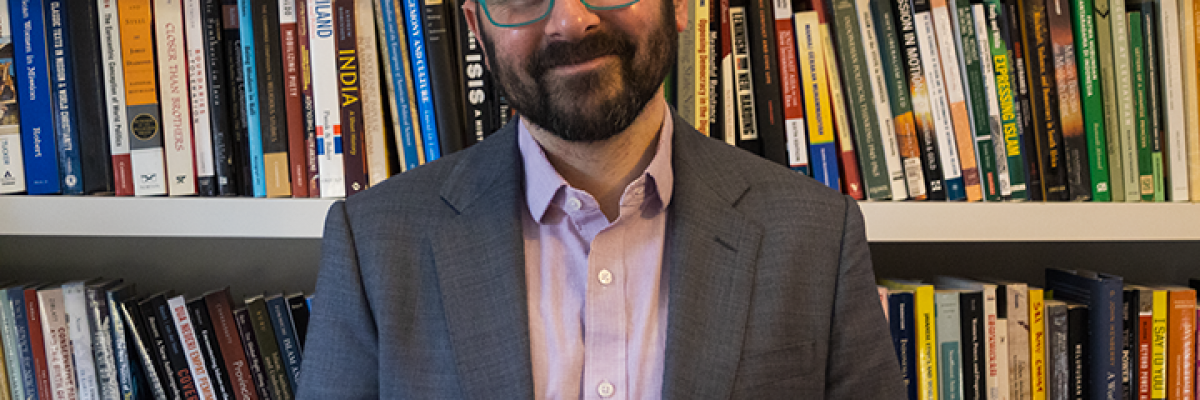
[184,0,215,187]
[38,288,78,400]
[98,0,130,195]
[63,282,100,400]
[153,0,196,196]
[972,5,1011,197]
[167,296,217,400]
[310,0,345,198]
[1158,0,1190,201]
[915,10,964,182]
[0,0,22,194]
[993,317,1012,400]
[721,55,737,147]
[1005,285,1031,400]
[856,0,906,200]
[85,288,119,400]
[355,0,388,186]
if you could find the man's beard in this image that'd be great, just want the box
[479,2,677,142]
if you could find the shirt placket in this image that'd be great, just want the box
[571,199,628,400]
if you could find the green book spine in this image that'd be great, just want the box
[1047,0,1093,200]
[872,0,929,200]
[1139,7,1165,202]
[954,0,1001,201]
[830,0,890,199]
[1093,0,1125,200]
[1129,12,1153,201]
[1069,0,1111,201]
[245,296,293,400]
[984,1,1029,199]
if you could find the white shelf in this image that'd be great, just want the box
[0,196,337,238]
[859,202,1200,241]
[2,197,1198,240]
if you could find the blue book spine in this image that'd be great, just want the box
[45,0,81,194]
[401,0,440,161]
[238,0,266,197]
[888,292,918,400]
[9,288,38,400]
[1045,269,1123,400]
[0,287,24,400]
[12,0,59,194]
[379,0,420,171]
[810,142,840,192]
[265,296,301,392]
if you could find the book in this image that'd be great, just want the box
[1029,287,1046,400]
[223,0,252,196]
[971,0,1015,199]
[103,283,140,400]
[137,293,186,399]
[958,290,985,400]
[12,286,43,400]
[285,293,309,350]
[880,280,939,400]
[915,0,969,201]
[1131,6,1164,202]
[13,0,61,195]
[936,290,966,400]
[994,280,1031,400]
[1046,0,1092,201]
[1066,302,1088,400]
[296,0,320,197]
[830,0,891,199]
[889,290,920,399]
[728,2,761,157]
[1126,285,1155,400]
[250,0,293,198]
[420,0,465,157]
[400,0,440,162]
[118,295,170,400]
[67,0,115,195]
[1005,0,1039,201]
[1164,287,1195,400]
[245,295,291,400]
[719,0,735,146]
[204,289,260,400]
[676,0,696,131]
[0,0,22,195]
[1151,288,1167,400]
[37,285,79,400]
[1128,11,1153,202]
[1044,268,1124,400]
[1068,0,1111,201]
[118,0,168,196]
[952,0,1001,201]
[46,0,84,196]
[184,0,219,196]
[1044,300,1068,400]
[234,306,274,400]
[199,0,238,196]
[983,0,1030,199]
[353,0,388,187]
[278,0,311,198]
[377,0,422,172]
[936,276,1009,400]
[186,297,233,400]
[265,294,300,393]
[793,9,842,191]
[774,0,809,173]
[1120,287,1141,400]
[856,0,906,199]
[872,0,928,199]
[237,0,268,197]
[897,0,951,200]
[63,280,102,400]
[154,0,199,196]
[1016,0,1069,201]
[334,0,368,196]
[308,0,346,198]
[0,285,25,400]
[97,0,134,196]
[1153,0,1188,202]
[1094,0,1138,201]
[167,294,218,400]
[816,0,864,199]
[931,0,983,201]
[1185,0,1200,202]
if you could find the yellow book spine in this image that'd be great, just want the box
[1029,289,1046,400]
[1152,290,1168,400]
[915,285,940,400]
[695,0,710,136]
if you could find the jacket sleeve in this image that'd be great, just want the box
[295,201,381,400]
[825,196,907,399]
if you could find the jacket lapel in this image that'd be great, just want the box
[661,114,763,399]
[430,123,536,399]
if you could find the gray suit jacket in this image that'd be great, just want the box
[296,113,906,399]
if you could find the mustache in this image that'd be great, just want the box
[531,30,634,75]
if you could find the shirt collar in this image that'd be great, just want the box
[519,104,675,223]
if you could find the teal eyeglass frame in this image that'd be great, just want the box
[480,0,641,27]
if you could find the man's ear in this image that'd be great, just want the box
[673,0,688,32]
[461,0,491,69]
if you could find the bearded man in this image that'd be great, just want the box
[296,0,905,396]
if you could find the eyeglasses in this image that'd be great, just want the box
[479,0,641,27]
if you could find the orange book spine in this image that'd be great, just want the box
[1167,289,1196,400]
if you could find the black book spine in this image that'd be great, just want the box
[1047,302,1069,400]
[188,297,234,400]
[204,0,237,196]
[234,307,274,400]
[285,295,309,350]
[333,0,367,195]
[1067,305,1088,400]
[422,0,466,154]
[1017,0,1068,200]
[959,291,984,400]
[1122,290,1137,400]
[252,0,292,197]
[120,298,169,400]
[137,295,184,399]
[728,0,761,156]
[744,0,788,166]
[708,0,721,140]
[223,0,251,196]
[453,1,492,147]
[1004,0,1040,200]
[67,0,114,195]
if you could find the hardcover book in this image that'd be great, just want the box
[66,0,116,195]
[223,0,253,196]
[245,296,291,400]
[265,294,301,393]
[1016,0,1069,201]
[187,297,234,400]
[137,293,185,399]
[1045,299,1069,400]
[119,296,170,400]
[880,280,939,400]
[46,0,84,195]
[1045,268,1124,400]
[234,306,275,400]
[199,0,238,196]
[889,290,920,400]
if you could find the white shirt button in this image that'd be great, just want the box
[567,197,582,211]
[597,381,615,398]
[598,269,613,286]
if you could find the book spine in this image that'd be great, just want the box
[307,0,345,198]
[185,0,218,196]
[202,0,237,196]
[960,292,986,400]
[794,11,842,191]
[246,298,290,400]
[379,0,421,171]
[830,0,891,199]
[400,0,439,162]
[913,286,939,400]
[856,0,907,199]
[13,0,61,195]
[236,0,267,197]
[1129,11,1152,202]
[1168,290,1195,400]
[222,0,251,196]
[138,296,184,399]
[37,288,78,400]
[46,0,83,195]
[1188,0,1200,202]
[931,0,983,201]
[1002,0,1036,201]
[954,0,1001,201]
[1124,289,1140,400]
[676,0,695,130]
[334,0,366,196]
[0,289,25,400]
[97,0,134,196]
[1138,291,1152,400]
[1151,290,1166,400]
[1068,0,1110,201]
[1047,0,1093,201]
[972,1,1014,199]
[167,296,217,400]
[745,0,789,166]
[104,289,137,400]
[205,290,259,400]
[1004,284,1032,400]
[985,0,1029,199]
[278,0,309,197]
[265,296,300,393]
[1067,305,1088,400]
[355,0,387,187]
[936,292,965,400]
[890,292,920,399]
[719,0,733,145]
[1138,8,1165,202]
[708,0,721,140]
[85,290,118,399]
[119,299,170,400]
[284,295,309,350]
[1104,0,1139,201]
[152,0,198,196]
[874,0,928,199]
[421,0,464,156]
[120,0,170,196]
[233,308,271,400]
[187,298,233,400]
[252,0,292,198]
[896,0,949,200]
[296,0,320,197]
[915,0,968,201]
[1046,302,1068,400]
[728,3,761,157]
[0,0,23,195]
[154,296,202,400]
[12,290,40,400]
[1030,288,1047,400]
[776,0,810,173]
[64,283,101,400]
[1017,0,1070,201]
[68,0,115,195]
[1097,279,1125,400]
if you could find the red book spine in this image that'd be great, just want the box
[279,0,309,197]
[24,289,52,400]
[204,290,261,400]
[1139,309,1152,400]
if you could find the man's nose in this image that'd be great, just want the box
[542,0,601,41]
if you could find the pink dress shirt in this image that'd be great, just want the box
[518,109,674,400]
